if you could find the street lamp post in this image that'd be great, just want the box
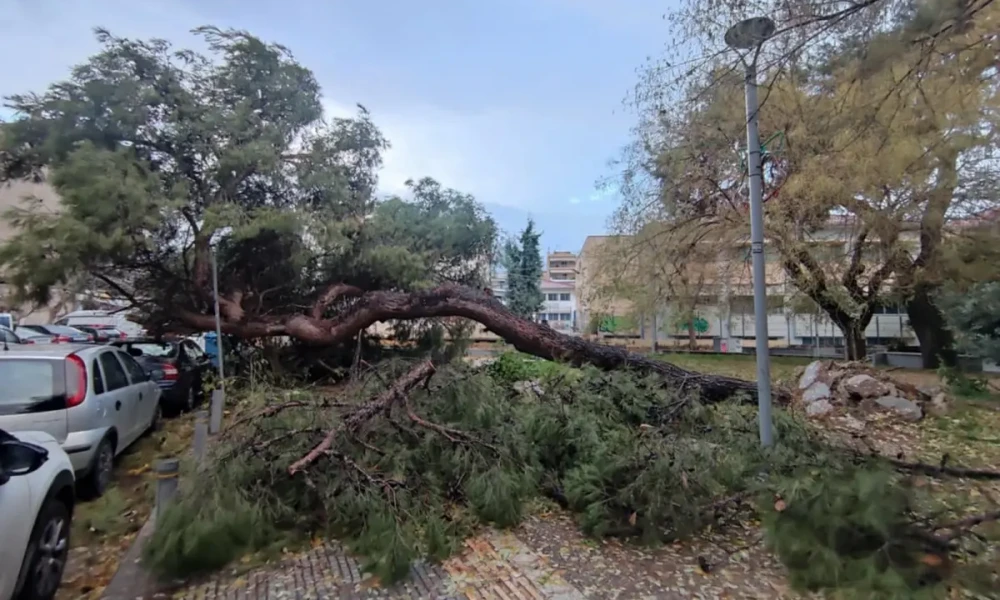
[725,16,776,448]
[211,248,225,395]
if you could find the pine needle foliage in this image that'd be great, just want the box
[146,359,992,596]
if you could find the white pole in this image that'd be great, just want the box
[744,61,774,448]
[211,249,225,395]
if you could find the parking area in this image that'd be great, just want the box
[0,313,216,600]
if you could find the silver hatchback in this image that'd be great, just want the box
[0,344,162,496]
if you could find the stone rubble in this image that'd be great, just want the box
[794,360,946,422]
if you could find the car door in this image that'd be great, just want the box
[96,351,139,449]
[117,351,158,430]
[0,460,32,600]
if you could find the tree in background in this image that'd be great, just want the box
[501,220,544,320]
[614,0,999,363]
[938,282,1000,364]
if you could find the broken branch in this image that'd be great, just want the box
[288,360,435,475]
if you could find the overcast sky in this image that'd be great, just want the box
[0,0,674,253]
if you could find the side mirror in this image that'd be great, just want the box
[150,369,165,381]
[0,440,49,484]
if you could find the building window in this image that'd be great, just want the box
[548,313,561,321]
[559,313,571,321]
[547,293,559,301]
[559,293,570,301]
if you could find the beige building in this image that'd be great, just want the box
[574,220,922,350]
[0,179,76,325]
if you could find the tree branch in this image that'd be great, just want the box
[288,360,435,475]
[179,284,764,402]
[311,283,364,319]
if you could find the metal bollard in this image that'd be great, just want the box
[209,389,224,435]
[154,458,180,523]
[193,410,209,461]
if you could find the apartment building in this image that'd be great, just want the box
[488,264,580,333]
[574,220,922,350]
[539,274,576,332]
[546,250,578,281]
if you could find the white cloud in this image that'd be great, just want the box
[0,1,572,212]
[568,197,582,204]
[0,1,208,100]
[323,99,539,208]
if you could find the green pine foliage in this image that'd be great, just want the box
[146,361,989,596]
[502,220,544,319]
[762,469,949,599]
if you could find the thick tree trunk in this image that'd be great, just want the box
[842,323,867,361]
[176,284,768,402]
[906,283,956,369]
[688,321,697,351]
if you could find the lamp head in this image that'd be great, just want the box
[724,16,776,50]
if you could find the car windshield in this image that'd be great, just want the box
[122,342,177,358]
[0,359,61,406]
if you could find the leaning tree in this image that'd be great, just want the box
[0,26,756,399]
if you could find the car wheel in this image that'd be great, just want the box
[15,499,70,600]
[81,438,115,498]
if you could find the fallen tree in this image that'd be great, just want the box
[176,284,762,402]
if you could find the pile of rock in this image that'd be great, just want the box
[796,360,947,422]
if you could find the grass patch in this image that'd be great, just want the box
[654,352,812,383]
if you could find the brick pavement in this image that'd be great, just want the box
[170,530,585,600]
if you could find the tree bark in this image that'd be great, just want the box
[906,283,956,369]
[176,284,767,403]
[842,322,867,362]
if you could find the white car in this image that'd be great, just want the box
[0,429,75,600]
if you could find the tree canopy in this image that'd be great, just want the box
[612,0,999,363]
[0,27,497,335]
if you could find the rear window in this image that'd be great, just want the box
[120,343,177,358]
[0,359,66,412]
[45,325,88,336]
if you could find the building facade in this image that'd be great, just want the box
[574,225,921,351]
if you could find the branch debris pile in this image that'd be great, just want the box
[146,357,1000,596]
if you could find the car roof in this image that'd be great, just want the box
[0,344,110,359]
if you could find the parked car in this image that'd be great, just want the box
[2,326,34,346]
[19,325,93,344]
[0,344,162,497]
[109,338,213,416]
[0,428,75,600]
[75,326,126,343]
[54,311,143,339]
[13,328,56,345]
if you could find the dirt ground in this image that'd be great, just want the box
[58,414,195,600]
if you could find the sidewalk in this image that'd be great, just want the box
[159,514,791,600]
